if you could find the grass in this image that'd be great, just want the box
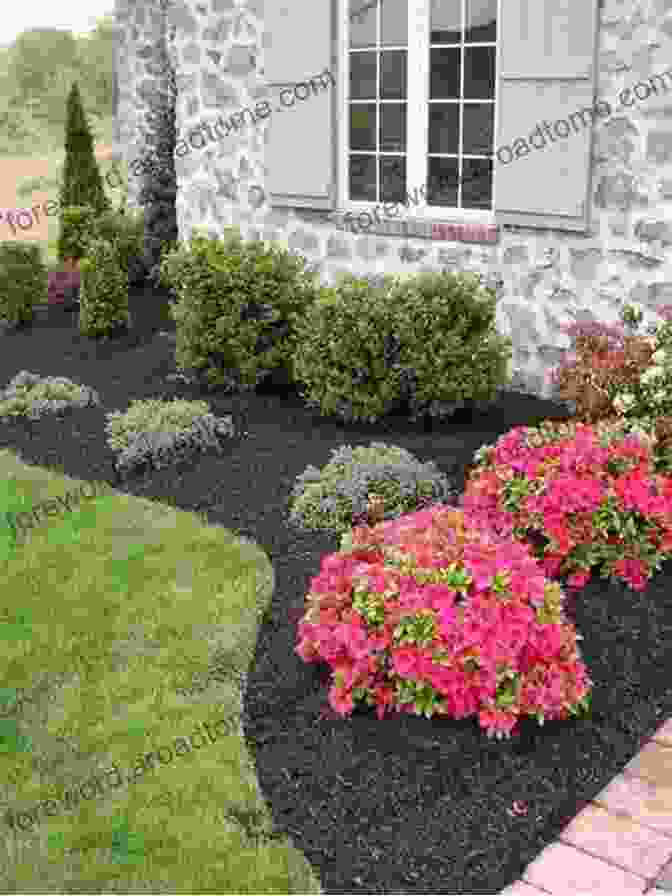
[0,446,322,893]
[0,284,669,893]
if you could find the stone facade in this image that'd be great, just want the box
[113,0,672,400]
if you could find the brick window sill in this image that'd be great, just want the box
[330,211,500,244]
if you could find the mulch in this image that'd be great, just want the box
[0,284,670,894]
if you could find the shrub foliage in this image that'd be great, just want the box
[290,271,513,423]
[78,238,131,338]
[0,242,47,326]
[161,227,327,391]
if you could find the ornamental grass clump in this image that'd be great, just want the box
[288,442,457,536]
[295,504,592,740]
[463,418,672,592]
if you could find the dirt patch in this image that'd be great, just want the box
[0,145,116,248]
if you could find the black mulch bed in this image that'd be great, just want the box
[1,287,671,894]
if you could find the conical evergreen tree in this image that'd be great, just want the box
[58,82,110,217]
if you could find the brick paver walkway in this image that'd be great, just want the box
[500,719,672,895]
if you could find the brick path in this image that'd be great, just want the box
[500,719,672,895]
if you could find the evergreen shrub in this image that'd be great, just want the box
[105,398,235,477]
[57,82,110,261]
[92,208,146,285]
[56,206,97,262]
[0,372,99,419]
[78,238,131,338]
[0,243,47,326]
[290,271,513,423]
[160,227,328,392]
[289,442,457,535]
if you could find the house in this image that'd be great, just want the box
[113,0,672,400]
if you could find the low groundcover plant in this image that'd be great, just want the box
[463,418,672,591]
[296,504,592,740]
[288,442,456,535]
[105,398,235,475]
[0,372,100,420]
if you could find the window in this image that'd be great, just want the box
[342,0,499,221]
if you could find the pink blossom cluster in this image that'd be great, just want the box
[295,505,592,740]
[463,421,672,591]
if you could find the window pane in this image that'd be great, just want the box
[381,0,407,46]
[427,158,459,207]
[380,50,406,99]
[350,52,377,99]
[430,0,461,44]
[350,104,377,151]
[380,103,406,153]
[429,47,460,99]
[461,158,493,209]
[381,157,406,203]
[464,46,495,99]
[465,0,496,42]
[350,155,377,201]
[349,0,376,48]
[462,103,493,154]
[428,103,459,155]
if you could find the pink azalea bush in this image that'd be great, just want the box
[295,504,592,740]
[463,419,672,592]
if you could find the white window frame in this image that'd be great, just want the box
[337,0,502,226]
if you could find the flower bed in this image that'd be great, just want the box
[296,504,592,740]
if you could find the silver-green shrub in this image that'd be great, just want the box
[288,442,457,535]
[105,398,235,476]
[0,372,100,420]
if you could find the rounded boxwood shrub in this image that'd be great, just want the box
[290,274,412,423]
[0,243,47,327]
[105,397,235,477]
[296,503,593,739]
[78,237,131,339]
[0,371,100,420]
[288,441,457,536]
[159,226,329,392]
[290,271,513,423]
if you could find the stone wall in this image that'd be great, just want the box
[113,0,672,400]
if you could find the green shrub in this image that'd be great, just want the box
[56,205,97,261]
[91,207,146,285]
[160,226,328,392]
[78,238,131,339]
[386,271,513,419]
[58,82,110,218]
[0,243,47,326]
[288,441,457,536]
[290,271,513,423]
[290,273,406,423]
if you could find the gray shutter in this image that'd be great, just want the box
[264,1,336,210]
[494,0,601,232]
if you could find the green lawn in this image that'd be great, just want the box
[0,446,321,894]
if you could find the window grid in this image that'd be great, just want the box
[344,0,499,218]
[347,0,408,204]
[428,0,498,211]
